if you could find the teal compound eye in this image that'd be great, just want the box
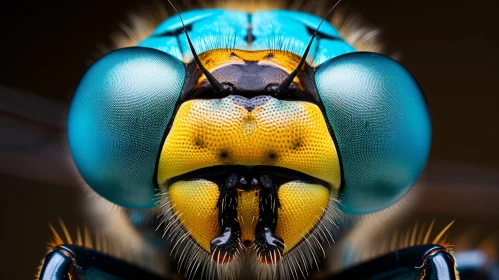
[315,52,431,214]
[68,47,186,209]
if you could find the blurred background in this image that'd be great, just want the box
[0,0,498,279]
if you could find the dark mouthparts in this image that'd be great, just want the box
[167,165,330,190]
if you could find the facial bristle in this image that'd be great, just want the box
[341,219,458,267]
[157,185,341,280]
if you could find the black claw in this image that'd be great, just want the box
[210,173,241,263]
[210,172,285,264]
[255,227,284,264]
[254,174,284,264]
[210,226,240,263]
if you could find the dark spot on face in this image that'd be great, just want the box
[243,240,253,248]
[194,137,204,148]
[268,152,277,160]
[292,140,303,150]
[219,149,229,160]
[205,58,213,64]
[230,51,236,57]
[264,52,274,59]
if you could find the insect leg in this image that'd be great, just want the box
[254,174,284,264]
[328,244,459,280]
[210,173,241,263]
[38,245,165,280]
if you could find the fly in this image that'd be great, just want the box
[36,1,465,280]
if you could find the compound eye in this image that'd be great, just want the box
[315,52,431,214]
[68,47,186,209]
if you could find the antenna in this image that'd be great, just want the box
[167,0,225,93]
[277,0,343,93]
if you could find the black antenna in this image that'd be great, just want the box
[277,0,343,93]
[167,0,225,93]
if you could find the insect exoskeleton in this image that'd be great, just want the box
[67,9,431,279]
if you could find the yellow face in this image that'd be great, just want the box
[157,97,341,187]
[168,176,331,255]
[156,49,341,266]
[158,99,340,252]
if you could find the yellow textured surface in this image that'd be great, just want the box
[238,189,260,243]
[169,180,329,254]
[169,182,261,252]
[157,98,341,189]
[276,181,329,253]
[197,50,303,87]
[169,180,220,252]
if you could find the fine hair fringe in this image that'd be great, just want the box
[94,0,386,60]
[156,185,343,280]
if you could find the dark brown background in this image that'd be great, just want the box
[1,0,498,279]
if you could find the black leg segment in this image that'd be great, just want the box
[254,174,284,264]
[208,170,286,265]
[210,173,241,263]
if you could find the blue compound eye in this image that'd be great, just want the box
[68,47,186,209]
[315,52,431,214]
